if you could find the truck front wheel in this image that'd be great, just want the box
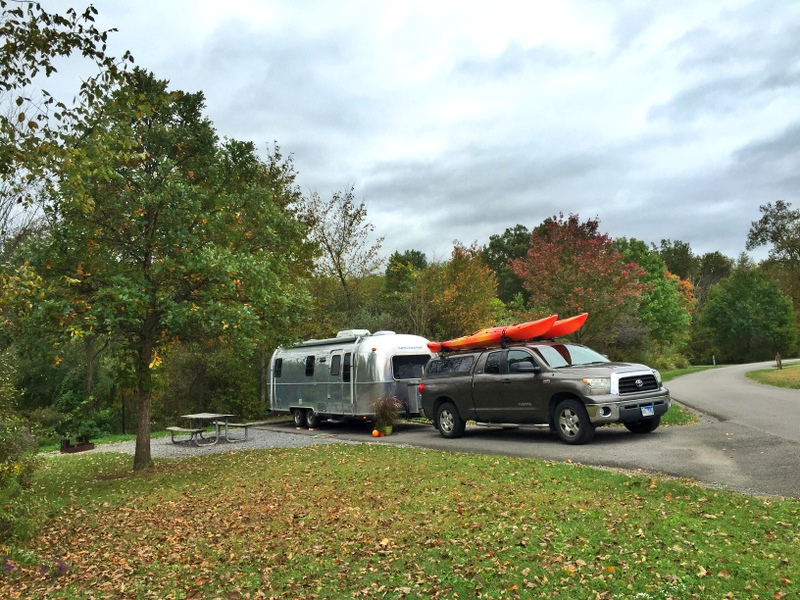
[436,402,466,439]
[554,399,595,445]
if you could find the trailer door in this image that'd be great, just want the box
[342,351,354,415]
[327,351,346,415]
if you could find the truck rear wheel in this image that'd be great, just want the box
[554,399,595,445]
[624,416,660,434]
[436,402,465,439]
[293,409,307,428]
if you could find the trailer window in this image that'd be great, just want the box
[330,354,341,377]
[392,355,431,379]
[305,355,315,376]
[343,353,352,382]
[273,358,283,378]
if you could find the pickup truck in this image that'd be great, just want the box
[418,342,670,444]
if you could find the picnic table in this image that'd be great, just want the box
[167,413,248,446]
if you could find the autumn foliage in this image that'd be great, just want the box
[510,215,648,347]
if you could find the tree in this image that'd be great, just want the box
[383,250,429,335]
[747,201,800,263]
[11,70,312,470]
[0,1,132,204]
[426,243,500,340]
[655,239,698,281]
[304,185,384,315]
[615,238,694,351]
[510,214,648,352]
[697,269,797,363]
[694,251,733,309]
[747,201,800,315]
[481,224,530,304]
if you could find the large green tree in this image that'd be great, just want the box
[697,269,797,363]
[615,238,693,351]
[747,201,800,316]
[655,239,697,281]
[14,70,312,470]
[383,250,429,335]
[481,224,530,304]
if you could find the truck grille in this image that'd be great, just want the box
[619,374,658,394]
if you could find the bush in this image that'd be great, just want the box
[0,416,39,542]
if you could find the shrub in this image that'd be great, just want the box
[0,415,40,542]
[371,394,401,430]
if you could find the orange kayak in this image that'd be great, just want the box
[540,313,588,338]
[427,315,558,352]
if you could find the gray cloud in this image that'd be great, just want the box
[85,0,798,265]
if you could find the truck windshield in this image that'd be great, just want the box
[392,355,431,379]
[530,344,609,368]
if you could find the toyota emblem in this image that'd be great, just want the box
[635,378,644,388]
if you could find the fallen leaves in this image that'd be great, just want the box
[3,445,799,599]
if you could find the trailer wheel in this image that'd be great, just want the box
[293,409,307,428]
[306,409,321,429]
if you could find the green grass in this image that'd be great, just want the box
[746,361,800,389]
[3,445,798,599]
[661,365,718,382]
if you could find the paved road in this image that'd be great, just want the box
[265,361,800,498]
[667,361,800,442]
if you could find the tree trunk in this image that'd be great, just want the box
[84,334,97,399]
[133,340,154,471]
[260,346,267,405]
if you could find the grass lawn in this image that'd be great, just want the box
[746,361,800,389]
[2,445,798,599]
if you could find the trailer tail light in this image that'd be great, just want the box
[418,384,425,394]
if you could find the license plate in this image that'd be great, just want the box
[641,405,655,417]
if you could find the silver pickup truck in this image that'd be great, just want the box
[418,342,670,444]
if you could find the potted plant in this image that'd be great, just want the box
[371,394,401,435]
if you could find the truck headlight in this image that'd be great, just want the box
[652,369,662,386]
[583,377,611,395]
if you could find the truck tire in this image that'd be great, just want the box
[554,399,595,445]
[436,402,466,439]
[624,416,660,434]
[306,409,321,429]
[293,409,307,428]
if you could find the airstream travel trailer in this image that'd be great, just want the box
[269,330,434,428]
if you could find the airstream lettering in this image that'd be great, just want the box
[269,330,433,428]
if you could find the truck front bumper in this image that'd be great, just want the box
[585,390,671,425]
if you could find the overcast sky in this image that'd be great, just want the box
[82,0,799,262]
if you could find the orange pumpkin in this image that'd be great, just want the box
[372,429,380,437]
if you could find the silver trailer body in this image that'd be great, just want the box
[269,330,433,424]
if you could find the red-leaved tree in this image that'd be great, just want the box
[509,214,649,350]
